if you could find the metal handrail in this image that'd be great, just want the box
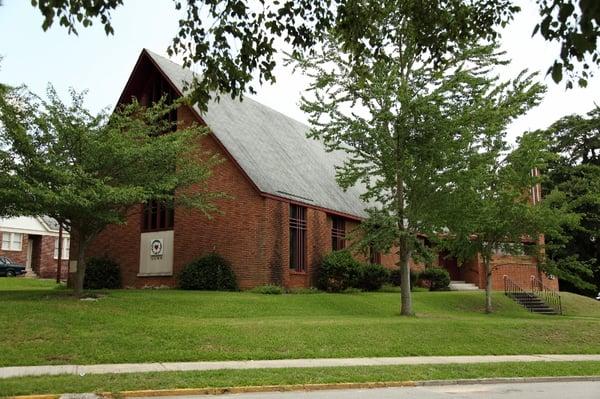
[503,274,563,315]
[503,275,525,297]
[531,275,563,315]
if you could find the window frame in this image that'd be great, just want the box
[142,200,175,232]
[331,216,346,251]
[289,204,307,273]
[1,232,22,251]
[369,244,382,265]
[53,237,70,260]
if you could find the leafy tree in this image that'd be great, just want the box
[542,107,600,296]
[293,20,544,314]
[26,1,515,109]
[0,85,219,296]
[24,0,599,103]
[535,0,600,88]
[441,132,576,313]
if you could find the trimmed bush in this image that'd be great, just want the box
[389,268,419,289]
[179,253,238,291]
[357,263,390,291]
[251,285,284,295]
[83,257,121,289]
[316,250,361,292]
[419,267,451,291]
[287,287,321,294]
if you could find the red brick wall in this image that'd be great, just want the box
[0,231,28,265]
[77,76,556,292]
[35,235,69,280]
[457,254,558,291]
[83,105,277,288]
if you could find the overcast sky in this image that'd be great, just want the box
[1,0,598,143]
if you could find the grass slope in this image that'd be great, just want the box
[1,279,600,367]
[2,362,600,397]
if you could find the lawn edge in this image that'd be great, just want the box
[6,376,600,399]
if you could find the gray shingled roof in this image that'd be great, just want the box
[146,50,368,219]
[39,216,60,232]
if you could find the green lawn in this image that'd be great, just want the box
[2,362,600,397]
[2,279,600,367]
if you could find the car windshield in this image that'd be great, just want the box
[0,257,7,264]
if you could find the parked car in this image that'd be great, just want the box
[0,257,26,277]
[596,292,600,301]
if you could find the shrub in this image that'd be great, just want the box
[419,267,451,291]
[378,284,400,292]
[83,257,121,289]
[251,285,284,295]
[389,268,419,289]
[287,287,321,294]
[357,263,390,291]
[316,250,361,292]
[179,253,238,291]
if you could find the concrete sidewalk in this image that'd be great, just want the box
[2,354,600,379]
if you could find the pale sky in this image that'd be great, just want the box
[0,0,598,143]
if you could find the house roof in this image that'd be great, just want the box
[142,49,368,219]
[39,216,61,232]
[0,216,67,236]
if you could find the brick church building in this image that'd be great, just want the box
[80,49,557,291]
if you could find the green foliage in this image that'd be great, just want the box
[316,250,361,293]
[30,1,599,104]
[356,263,390,291]
[29,1,518,112]
[250,285,284,295]
[441,130,577,312]
[419,268,451,291]
[535,0,600,88]
[541,106,600,296]
[341,287,363,294]
[389,269,419,289]
[83,257,121,289]
[0,84,219,294]
[286,287,321,295]
[179,253,238,291]
[294,30,544,315]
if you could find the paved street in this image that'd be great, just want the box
[140,381,600,399]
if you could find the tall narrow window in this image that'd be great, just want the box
[331,216,346,251]
[369,244,381,264]
[289,204,307,272]
[54,237,70,259]
[149,78,178,133]
[142,200,174,232]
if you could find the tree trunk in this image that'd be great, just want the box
[74,236,87,297]
[399,245,413,316]
[484,257,493,313]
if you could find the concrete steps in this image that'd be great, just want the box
[449,280,480,291]
[507,292,560,315]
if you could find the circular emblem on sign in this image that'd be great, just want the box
[150,239,163,256]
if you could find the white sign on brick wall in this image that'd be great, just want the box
[139,231,173,276]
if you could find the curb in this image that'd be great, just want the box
[4,376,600,399]
[5,355,600,380]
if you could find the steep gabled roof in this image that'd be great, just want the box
[137,49,368,219]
